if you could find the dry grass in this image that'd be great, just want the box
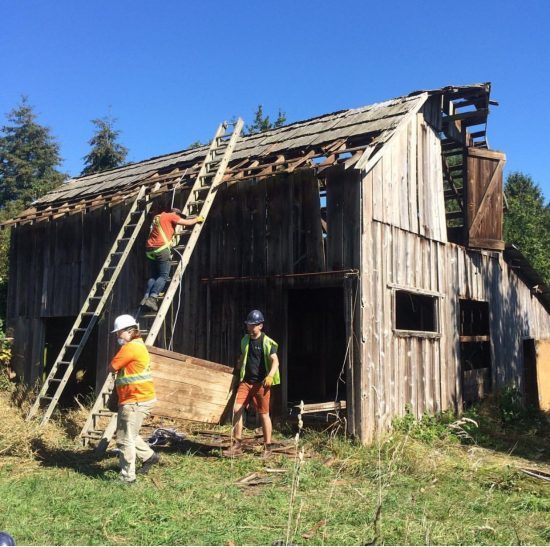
[0,385,89,460]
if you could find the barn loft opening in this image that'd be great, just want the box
[394,291,438,332]
[287,287,346,405]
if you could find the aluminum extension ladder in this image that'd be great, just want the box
[79,118,244,452]
[27,186,153,426]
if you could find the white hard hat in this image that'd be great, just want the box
[111,314,138,333]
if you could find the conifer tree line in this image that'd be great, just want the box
[0,97,129,319]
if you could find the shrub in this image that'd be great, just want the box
[498,385,524,425]
[0,319,14,391]
[392,407,464,444]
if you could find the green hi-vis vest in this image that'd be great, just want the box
[240,333,280,385]
[146,215,173,260]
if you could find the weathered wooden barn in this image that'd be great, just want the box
[5,83,550,442]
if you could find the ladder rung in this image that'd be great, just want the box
[444,189,463,198]
[48,378,62,383]
[125,224,138,229]
[82,312,96,316]
[188,200,205,207]
[82,432,104,439]
[41,396,54,401]
[96,410,115,417]
[59,361,72,365]
[66,345,80,349]
[75,328,87,332]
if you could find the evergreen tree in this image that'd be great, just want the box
[246,105,287,135]
[504,171,550,283]
[0,97,65,320]
[188,140,205,149]
[0,96,65,207]
[81,116,128,175]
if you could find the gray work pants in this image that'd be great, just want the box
[116,400,155,482]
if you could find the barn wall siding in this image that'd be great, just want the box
[8,170,360,405]
[371,116,447,243]
[358,114,550,443]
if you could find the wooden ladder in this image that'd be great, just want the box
[27,186,153,426]
[79,118,244,452]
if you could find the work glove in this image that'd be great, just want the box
[263,376,274,387]
[196,215,205,223]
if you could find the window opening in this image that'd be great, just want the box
[459,299,489,336]
[394,291,438,332]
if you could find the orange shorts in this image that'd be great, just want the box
[236,382,271,415]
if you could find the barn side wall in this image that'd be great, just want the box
[358,113,550,443]
[8,169,362,415]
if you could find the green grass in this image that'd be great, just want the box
[1,390,549,545]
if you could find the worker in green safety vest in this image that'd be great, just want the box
[141,208,204,311]
[223,309,280,458]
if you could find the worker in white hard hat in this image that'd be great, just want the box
[108,314,159,483]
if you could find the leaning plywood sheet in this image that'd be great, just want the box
[536,340,550,411]
[148,346,235,423]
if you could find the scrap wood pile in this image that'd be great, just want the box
[192,429,306,457]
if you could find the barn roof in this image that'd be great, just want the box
[3,83,492,227]
[504,245,550,314]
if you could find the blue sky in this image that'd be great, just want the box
[1,0,549,200]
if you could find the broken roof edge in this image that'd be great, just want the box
[1,82,492,227]
[36,84,487,197]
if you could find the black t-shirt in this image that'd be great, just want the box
[243,334,277,383]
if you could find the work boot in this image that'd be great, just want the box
[222,439,243,457]
[145,296,158,312]
[139,297,148,307]
[137,452,160,474]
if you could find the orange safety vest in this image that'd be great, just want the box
[111,339,156,405]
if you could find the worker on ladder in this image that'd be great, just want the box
[109,314,159,483]
[141,207,204,311]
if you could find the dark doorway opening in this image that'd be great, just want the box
[287,287,346,404]
[459,299,491,406]
[523,339,539,409]
[42,316,98,406]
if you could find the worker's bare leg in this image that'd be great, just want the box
[232,403,245,441]
[259,412,272,445]
[223,403,245,456]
